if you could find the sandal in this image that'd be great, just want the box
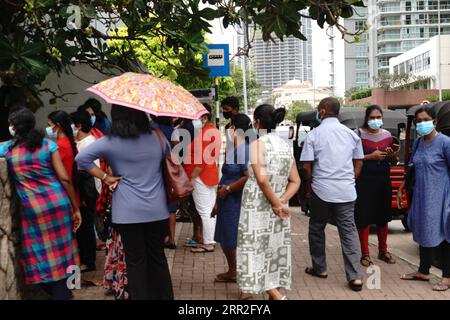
[184,239,200,247]
[239,292,253,300]
[348,280,363,292]
[165,243,177,250]
[360,255,373,267]
[400,272,430,282]
[432,282,450,292]
[191,246,214,253]
[305,267,328,279]
[214,273,237,283]
[378,251,396,264]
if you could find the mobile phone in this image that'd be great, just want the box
[391,144,400,152]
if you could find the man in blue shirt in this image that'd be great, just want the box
[300,97,365,292]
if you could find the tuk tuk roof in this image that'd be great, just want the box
[406,101,444,117]
[295,110,317,125]
[338,107,406,132]
[436,102,450,132]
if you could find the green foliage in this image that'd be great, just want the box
[425,91,450,102]
[345,86,362,98]
[350,88,372,101]
[0,0,366,111]
[287,101,314,122]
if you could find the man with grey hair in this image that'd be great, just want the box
[300,97,364,291]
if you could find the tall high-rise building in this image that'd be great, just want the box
[342,0,450,91]
[344,3,370,90]
[250,17,313,101]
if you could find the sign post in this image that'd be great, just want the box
[203,44,230,127]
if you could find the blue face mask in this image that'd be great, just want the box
[315,111,322,124]
[90,115,96,126]
[368,119,383,130]
[46,126,57,139]
[416,120,435,136]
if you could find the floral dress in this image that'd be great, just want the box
[237,133,294,294]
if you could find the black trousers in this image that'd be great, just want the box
[115,219,174,300]
[419,241,450,278]
[40,278,71,300]
[76,206,97,268]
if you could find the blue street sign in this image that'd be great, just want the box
[203,44,230,77]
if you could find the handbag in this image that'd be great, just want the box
[155,128,194,204]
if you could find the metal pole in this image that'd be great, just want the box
[438,0,443,101]
[242,22,249,115]
[214,77,220,128]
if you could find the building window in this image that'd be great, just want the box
[393,65,399,75]
[417,1,425,10]
[356,72,368,83]
[405,1,412,11]
[405,15,411,25]
[422,51,431,70]
[355,45,367,57]
[356,58,368,70]
[355,21,365,31]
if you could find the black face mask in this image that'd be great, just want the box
[223,111,232,119]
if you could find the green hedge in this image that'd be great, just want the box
[425,90,450,102]
[350,88,372,101]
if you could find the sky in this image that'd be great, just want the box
[206,17,344,96]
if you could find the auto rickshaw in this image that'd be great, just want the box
[291,107,409,228]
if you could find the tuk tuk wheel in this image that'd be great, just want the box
[401,217,410,232]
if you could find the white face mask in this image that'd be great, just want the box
[71,124,78,136]
[192,119,202,129]
[8,126,15,137]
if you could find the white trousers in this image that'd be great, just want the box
[192,177,217,245]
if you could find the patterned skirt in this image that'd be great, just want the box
[103,226,128,300]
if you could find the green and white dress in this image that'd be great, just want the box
[237,132,293,294]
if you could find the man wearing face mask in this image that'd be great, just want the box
[300,97,365,292]
[184,103,222,253]
[221,97,240,151]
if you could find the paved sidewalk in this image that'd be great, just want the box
[73,208,450,300]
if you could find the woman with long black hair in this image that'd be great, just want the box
[76,104,173,300]
[354,105,397,267]
[47,110,78,183]
[0,108,81,300]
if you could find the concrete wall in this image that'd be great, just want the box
[34,63,116,129]
[348,88,439,108]
[0,158,22,299]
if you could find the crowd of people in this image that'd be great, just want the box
[0,94,449,300]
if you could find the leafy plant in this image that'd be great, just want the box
[350,88,372,100]
[286,101,314,122]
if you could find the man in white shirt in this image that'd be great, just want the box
[300,97,365,291]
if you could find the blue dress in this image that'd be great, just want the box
[408,134,450,247]
[214,142,249,251]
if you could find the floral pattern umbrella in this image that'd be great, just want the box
[86,72,208,119]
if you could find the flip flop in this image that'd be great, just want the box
[214,273,237,283]
[184,239,200,247]
[400,273,430,282]
[305,267,328,279]
[191,246,214,253]
[432,282,450,292]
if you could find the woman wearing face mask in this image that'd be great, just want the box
[354,105,397,267]
[397,107,450,291]
[237,104,300,300]
[47,111,78,182]
[211,114,250,283]
[185,103,222,253]
[0,108,81,300]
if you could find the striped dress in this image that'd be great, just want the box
[0,139,78,284]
